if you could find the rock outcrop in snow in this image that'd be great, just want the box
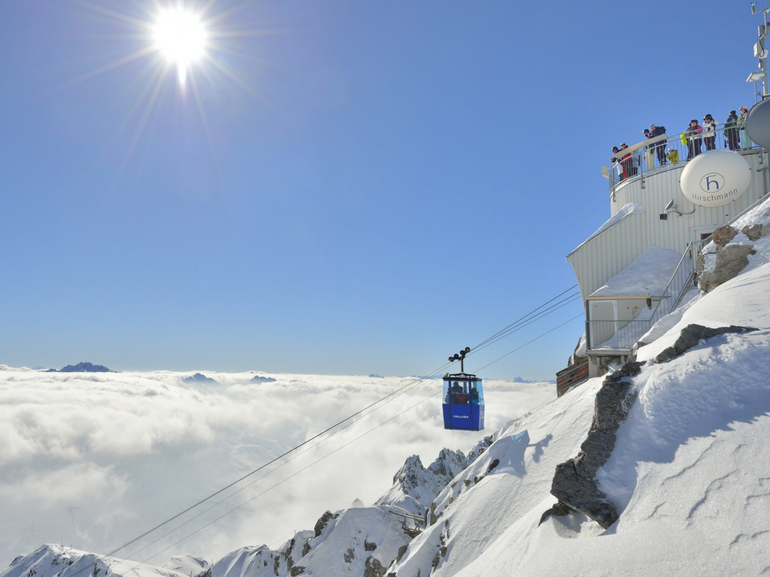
[697,206,770,291]
[547,360,643,528]
[654,323,757,363]
[376,441,491,517]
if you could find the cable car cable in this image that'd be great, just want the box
[80,285,586,572]
[132,388,445,568]
[119,368,448,561]
[471,285,578,350]
[467,293,582,357]
[101,362,453,564]
[472,313,585,374]
[115,285,583,561]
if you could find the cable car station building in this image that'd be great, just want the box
[565,140,767,383]
[554,9,770,392]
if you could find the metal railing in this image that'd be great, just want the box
[607,124,759,193]
[586,242,698,351]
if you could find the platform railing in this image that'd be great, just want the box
[607,124,758,194]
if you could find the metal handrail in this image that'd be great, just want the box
[606,124,759,195]
[586,242,697,350]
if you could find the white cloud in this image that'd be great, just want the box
[0,370,553,567]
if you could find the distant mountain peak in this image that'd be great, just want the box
[49,362,111,373]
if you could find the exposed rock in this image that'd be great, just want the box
[289,567,305,577]
[712,224,738,247]
[431,523,449,571]
[364,540,377,552]
[549,360,644,529]
[363,556,386,577]
[284,538,296,571]
[538,501,575,525]
[466,435,494,462]
[395,544,409,564]
[654,324,758,364]
[698,245,756,291]
[743,224,763,241]
[567,334,587,367]
[429,502,439,526]
[376,449,469,516]
[343,548,355,564]
[313,510,334,537]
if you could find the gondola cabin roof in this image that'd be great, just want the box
[443,372,481,381]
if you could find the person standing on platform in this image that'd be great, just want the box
[650,124,667,166]
[725,110,740,150]
[620,142,636,176]
[738,106,753,149]
[702,115,717,150]
[611,146,626,181]
[686,119,703,160]
[643,128,656,171]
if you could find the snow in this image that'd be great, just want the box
[571,202,646,252]
[590,245,682,297]
[0,370,553,569]
[3,195,770,577]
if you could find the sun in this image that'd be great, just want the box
[153,7,207,84]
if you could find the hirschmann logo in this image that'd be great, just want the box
[700,172,725,193]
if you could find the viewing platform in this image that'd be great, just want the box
[566,125,769,377]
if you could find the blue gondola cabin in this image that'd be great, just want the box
[442,373,485,431]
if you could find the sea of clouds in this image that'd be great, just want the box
[0,368,553,568]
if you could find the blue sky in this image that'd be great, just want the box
[0,0,761,379]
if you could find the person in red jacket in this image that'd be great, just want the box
[686,119,703,160]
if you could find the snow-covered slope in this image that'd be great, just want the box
[389,198,770,577]
[4,201,770,576]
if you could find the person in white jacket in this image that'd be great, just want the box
[702,114,717,151]
[738,106,753,149]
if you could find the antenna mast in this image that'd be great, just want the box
[750,3,770,101]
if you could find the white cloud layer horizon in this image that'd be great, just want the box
[0,368,554,568]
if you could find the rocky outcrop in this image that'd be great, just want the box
[376,449,470,516]
[567,334,587,367]
[712,224,738,247]
[313,510,337,537]
[742,222,770,241]
[698,216,770,292]
[654,324,758,364]
[698,245,756,291]
[547,360,644,529]
[363,556,386,577]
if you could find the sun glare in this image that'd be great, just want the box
[153,7,207,83]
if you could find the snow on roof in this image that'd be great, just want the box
[589,245,682,297]
[388,224,770,576]
[569,202,646,255]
